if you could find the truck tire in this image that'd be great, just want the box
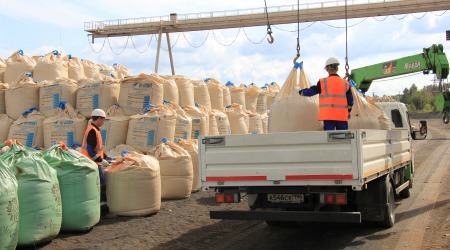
[379,178,395,228]
[399,186,411,198]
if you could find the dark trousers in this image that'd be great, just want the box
[98,165,107,203]
[323,120,348,131]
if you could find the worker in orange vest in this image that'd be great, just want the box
[81,108,110,215]
[295,57,354,130]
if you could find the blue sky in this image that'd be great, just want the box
[0,0,449,96]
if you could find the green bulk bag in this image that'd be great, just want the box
[0,143,62,246]
[0,160,19,250]
[42,143,100,232]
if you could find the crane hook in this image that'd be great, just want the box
[267,27,274,44]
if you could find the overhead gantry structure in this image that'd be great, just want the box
[84,0,450,74]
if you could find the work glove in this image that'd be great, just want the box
[102,159,110,168]
[294,86,303,95]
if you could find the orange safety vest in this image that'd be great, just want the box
[318,76,350,121]
[81,124,104,165]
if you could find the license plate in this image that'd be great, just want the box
[267,194,304,203]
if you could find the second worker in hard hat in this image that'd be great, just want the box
[81,108,110,216]
[295,57,354,130]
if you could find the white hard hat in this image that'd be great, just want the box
[91,109,106,118]
[325,57,340,67]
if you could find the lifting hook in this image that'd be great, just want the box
[267,27,274,44]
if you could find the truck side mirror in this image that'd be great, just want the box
[412,120,427,140]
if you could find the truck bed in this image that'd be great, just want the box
[200,129,411,191]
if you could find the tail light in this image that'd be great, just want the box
[321,193,347,205]
[215,192,240,203]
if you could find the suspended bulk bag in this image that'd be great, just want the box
[256,86,267,114]
[174,75,195,107]
[177,139,200,192]
[126,105,177,152]
[209,109,231,135]
[222,84,232,107]
[104,151,161,216]
[67,55,86,81]
[98,64,117,78]
[33,50,69,82]
[266,82,279,111]
[43,102,87,148]
[102,104,130,152]
[119,73,164,116]
[8,107,45,148]
[159,75,179,104]
[113,63,131,79]
[5,73,39,120]
[225,103,248,134]
[82,59,100,79]
[192,79,211,111]
[42,143,100,232]
[0,143,61,246]
[77,77,120,118]
[247,112,263,134]
[163,101,192,140]
[0,114,13,142]
[269,62,322,132]
[183,104,209,139]
[0,83,8,114]
[39,78,78,117]
[149,141,193,199]
[0,58,6,82]
[106,144,143,157]
[245,84,260,113]
[4,50,36,84]
[206,78,224,110]
[0,161,19,250]
[227,82,246,111]
[261,112,269,134]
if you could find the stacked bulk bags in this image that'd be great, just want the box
[77,77,120,118]
[0,58,6,82]
[225,103,248,134]
[266,82,280,111]
[269,62,322,132]
[206,78,223,110]
[227,82,246,111]
[247,112,263,134]
[82,59,100,79]
[159,75,179,104]
[0,114,13,142]
[39,78,78,117]
[113,63,131,79]
[177,139,200,192]
[256,86,267,114]
[104,151,161,216]
[126,105,177,152]
[183,104,209,139]
[209,109,231,135]
[103,104,130,151]
[4,50,36,84]
[222,84,232,107]
[43,102,87,148]
[192,79,211,111]
[106,144,143,157]
[42,143,100,232]
[0,83,8,114]
[67,55,86,81]
[8,107,45,148]
[33,50,69,82]
[245,84,260,113]
[174,75,195,107]
[0,160,19,250]
[0,143,61,246]
[149,141,193,199]
[119,74,164,116]
[261,113,269,134]
[163,101,192,140]
[5,73,40,120]
[98,64,117,78]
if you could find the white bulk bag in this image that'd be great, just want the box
[4,50,36,84]
[39,78,78,117]
[8,107,45,148]
[225,103,248,134]
[113,63,131,79]
[209,109,231,135]
[222,84,232,107]
[0,58,6,82]
[261,112,269,134]
[266,82,279,111]
[149,141,193,200]
[98,64,117,78]
[183,105,209,139]
[159,75,179,104]
[77,77,120,118]
[106,144,143,158]
[177,139,200,192]
[269,62,322,132]
[227,83,246,111]
[0,83,8,114]
[126,105,177,152]
[43,103,87,148]
[247,112,263,134]
[82,59,100,79]
[0,114,13,142]
[192,80,212,111]
[5,73,39,120]
[163,101,192,140]
[349,87,392,130]
[119,73,164,116]
[206,78,223,110]
[174,75,195,107]
[103,105,130,152]
[33,50,69,82]
[256,87,267,114]
[245,84,260,113]
[105,152,161,216]
[68,55,86,81]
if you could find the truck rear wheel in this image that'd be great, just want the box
[399,186,411,198]
[379,178,395,228]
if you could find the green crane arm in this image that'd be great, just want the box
[350,44,449,93]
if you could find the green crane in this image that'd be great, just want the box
[350,44,449,123]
